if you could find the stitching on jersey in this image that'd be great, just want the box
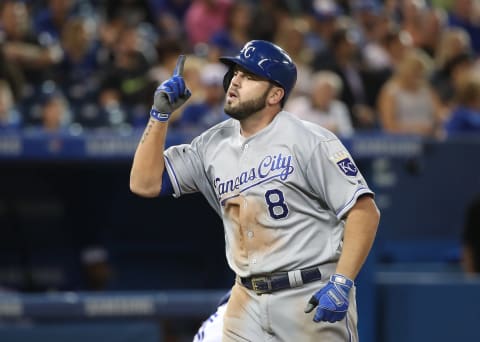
[335,187,373,218]
[165,155,182,196]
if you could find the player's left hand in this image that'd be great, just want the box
[304,273,353,323]
[150,54,191,122]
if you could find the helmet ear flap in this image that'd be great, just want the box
[223,67,234,93]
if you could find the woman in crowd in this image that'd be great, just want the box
[377,48,446,137]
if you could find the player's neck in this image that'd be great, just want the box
[239,108,280,138]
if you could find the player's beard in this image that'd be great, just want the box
[224,85,272,120]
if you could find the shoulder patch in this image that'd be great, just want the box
[331,151,358,177]
[336,157,358,176]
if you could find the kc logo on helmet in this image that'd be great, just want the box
[242,46,256,58]
[336,158,358,176]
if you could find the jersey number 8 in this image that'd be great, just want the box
[264,189,289,219]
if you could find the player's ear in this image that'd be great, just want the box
[267,86,284,106]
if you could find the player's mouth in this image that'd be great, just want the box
[227,90,238,101]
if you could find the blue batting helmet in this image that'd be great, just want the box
[219,40,297,105]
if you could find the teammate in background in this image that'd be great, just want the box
[193,291,230,342]
[130,40,380,341]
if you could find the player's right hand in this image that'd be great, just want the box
[150,55,191,122]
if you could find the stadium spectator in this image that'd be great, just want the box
[274,18,313,97]
[0,46,24,103]
[208,0,253,60]
[363,26,414,103]
[97,88,129,129]
[382,28,413,71]
[313,27,379,130]
[56,17,104,128]
[446,0,480,54]
[418,7,448,57]
[0,0,63,125]
[435,27,472,71]
[431,28,474,107]
[103,0,156,27]
[33,0,79,44]
[184,0,232,47]
[359,15,412,110]
[444,75,480,137]
[377,48,446,137]
[350,0,384,47]
[0,79,21,131]
[399,0,427,49]
[248,0,291,43]
[32,89,72,134]
[433,52,475,109]
[0,0,62,83]
[360,9,399,72]
[148,0,190,40]
[97,14,126,65]
[381,0,400,18]
[306,0,342,57]
[40,92,70,133]
[285,71,354,137]
[100,23,153,128]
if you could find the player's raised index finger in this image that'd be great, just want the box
[173,55,186,77]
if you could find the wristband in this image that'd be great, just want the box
[150,107,170,122]
[330,274,354,288]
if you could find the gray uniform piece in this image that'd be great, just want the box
[164,111,372,341]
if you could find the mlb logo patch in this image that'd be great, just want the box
[336,158,358,176]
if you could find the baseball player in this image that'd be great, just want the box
[130,40,380,341]
[193,291,231,342]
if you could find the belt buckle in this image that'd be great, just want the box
[251,276,272,295]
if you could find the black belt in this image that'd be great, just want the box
[240,266,323,295]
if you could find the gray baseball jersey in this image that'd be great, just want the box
[164,110,373,278]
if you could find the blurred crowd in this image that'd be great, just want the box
[0,0,480,139]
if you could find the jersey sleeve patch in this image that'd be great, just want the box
[336,157,358,176]
[331,151,358,177]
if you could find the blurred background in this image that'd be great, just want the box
[0,0,480,341]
